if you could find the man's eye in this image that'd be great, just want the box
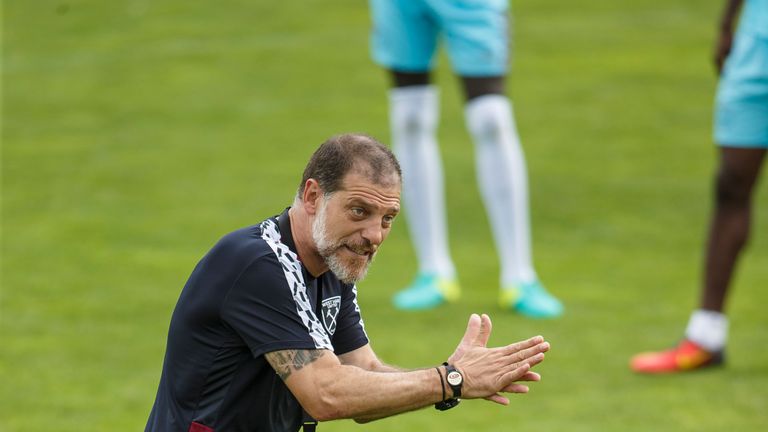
[383,215,395,225]
[351,208,365,217]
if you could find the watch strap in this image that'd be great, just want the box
[434,398,460,411]
[434,364,461,411]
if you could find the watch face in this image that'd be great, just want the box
[447,370,462,386]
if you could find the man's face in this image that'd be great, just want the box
[311,171,400,284]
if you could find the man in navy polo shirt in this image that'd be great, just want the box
[146,133,550,432]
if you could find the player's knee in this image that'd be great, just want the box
[394,107,437,137]
[465,95,515,146]
[467,108,506,143]
[407,111,435,135]
[390,86,439,141]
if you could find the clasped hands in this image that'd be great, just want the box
[447,313,550,405]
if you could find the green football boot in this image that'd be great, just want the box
[393,273,460,311]
[500,281,563,318]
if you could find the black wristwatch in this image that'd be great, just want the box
[435,363,463,411]
[444,363,463,398]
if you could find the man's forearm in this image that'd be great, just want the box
[267,349,446,422]
[267,323,550,424]
[346,356,446,421]
[307,362,446,422]
[368,362,406,373]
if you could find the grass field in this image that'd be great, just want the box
[3,0,768,431]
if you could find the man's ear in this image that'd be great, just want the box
[302,179,323,215]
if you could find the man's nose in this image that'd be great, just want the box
[361,222,384,248]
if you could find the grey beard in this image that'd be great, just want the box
[311,199,371,284]
[325,250,370,284]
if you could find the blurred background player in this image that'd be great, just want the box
[631,0,767,373]
[368,0,563,318]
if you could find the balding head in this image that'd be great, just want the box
[297,134,402,198]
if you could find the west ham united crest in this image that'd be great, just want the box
[321,296,341,335]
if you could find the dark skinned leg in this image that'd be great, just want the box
[460,76,506,102]
[701,146,766,312]
[393,73,505,100]
[390,70,431,88]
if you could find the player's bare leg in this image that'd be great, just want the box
[701,147,766,311]
[631,147,765,373]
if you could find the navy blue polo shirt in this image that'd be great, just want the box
[145,208,369,432]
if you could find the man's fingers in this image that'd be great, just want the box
[515,371,541,382]
[513,351,546,370]
[503,340,550,364]
[503,335,546,354]
[496,352,545,388]
[461,314,481,346]
[484,393,510,406]
[497,374,539,393]
[490,341,547,371]
[499,363,531,387]
[475,314,492,347]
[449,314,481,363]
[504,384,530,394]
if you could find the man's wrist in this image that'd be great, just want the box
[443,363,463,398]
[434,363,461,411]
[434,367,446,401]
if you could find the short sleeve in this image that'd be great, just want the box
[221,253,332,358]
[331,284,369,355]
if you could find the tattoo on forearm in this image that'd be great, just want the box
[266,349,324,380]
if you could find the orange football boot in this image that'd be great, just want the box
[630,339,724,374]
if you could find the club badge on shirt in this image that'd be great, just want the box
[321,296,341,335]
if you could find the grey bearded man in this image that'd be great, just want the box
[145,133,551,432]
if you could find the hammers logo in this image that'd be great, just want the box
[321,296,341,335]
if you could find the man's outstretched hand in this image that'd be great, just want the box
[447,314,549,405]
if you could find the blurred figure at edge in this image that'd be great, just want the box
[632,0,767,374]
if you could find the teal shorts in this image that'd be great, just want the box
[714,31,768,148]
[369,0,509,77]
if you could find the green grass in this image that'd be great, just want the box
[3,0,767,431]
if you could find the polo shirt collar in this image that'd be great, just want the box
[276,207,296,254]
